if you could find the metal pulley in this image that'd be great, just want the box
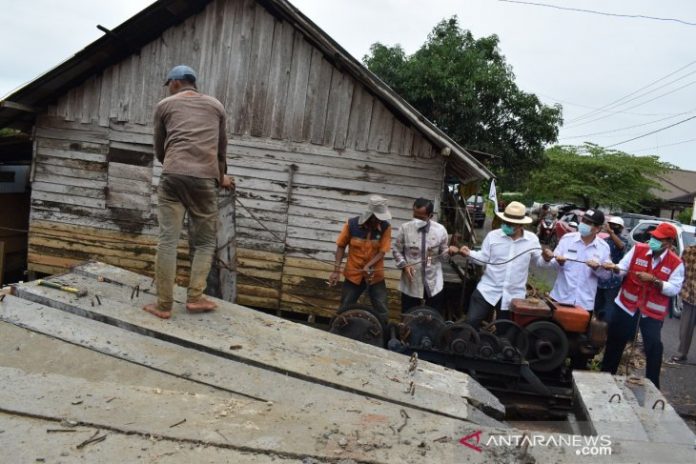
[438,321,479,355]
[486,320,530,359]
[400,305,446,350]
[329,304,384,347]
[526,320,569,372]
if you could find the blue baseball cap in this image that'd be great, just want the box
[164,65,197,86]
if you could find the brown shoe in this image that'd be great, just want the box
[143,303,172,319]
[186,297,217,313]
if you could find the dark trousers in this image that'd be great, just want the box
[339,279,389,322]
[601,302,664,388]
[677,301,696,358]
[466,289,509,330]
[594,286,620,324]
[401,291,445,314]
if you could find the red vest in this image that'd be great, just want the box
[619,243,682,321]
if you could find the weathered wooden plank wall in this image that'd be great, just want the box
[30,0,447,318]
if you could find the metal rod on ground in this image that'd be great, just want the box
[37,280,87,297]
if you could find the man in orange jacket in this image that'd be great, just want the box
[601,222,684,388]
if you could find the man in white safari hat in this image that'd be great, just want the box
[460,201,543,329]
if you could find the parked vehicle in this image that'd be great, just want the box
[554,209,584,245]
[628,220,695,318]
[628,219,692,256]
[538,215,557,246]
[466,195,485,228]
[618,212,680,235]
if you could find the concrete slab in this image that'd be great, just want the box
[14,263,504,420]
[0,297,503,433]
[573,371,649,441]
[0,366,498,463]
[0,413,306,463]
[617,375,696,445]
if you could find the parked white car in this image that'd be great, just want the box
[629,220,695,256]
[628,219,695,318]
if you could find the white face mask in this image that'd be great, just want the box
[412,219,428,229]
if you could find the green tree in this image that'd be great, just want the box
[363,17,563,188]
[677,207,693,225]
[525,144,673,211]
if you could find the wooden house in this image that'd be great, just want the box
[0,0,492,318]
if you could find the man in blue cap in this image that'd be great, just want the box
[143,65,234,319]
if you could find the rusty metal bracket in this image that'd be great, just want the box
[609,393,621,403]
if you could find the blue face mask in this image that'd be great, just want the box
[648,237,664,253]
[578,223,593,237]
[501,223,515,236]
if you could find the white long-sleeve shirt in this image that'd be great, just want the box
[537,232,611,311]
[469,229,542,311]
[613,246,685,316]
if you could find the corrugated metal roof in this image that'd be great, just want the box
[0,0,492,181]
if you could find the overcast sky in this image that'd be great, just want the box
[2,0,696,171]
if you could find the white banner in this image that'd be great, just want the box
[489,180,499,213]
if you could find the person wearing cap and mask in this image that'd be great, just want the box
[601,222,684,388]
[594,216,628,323]
[143,65,234,319]
[329,196,392,322]
[393,198,460,314]
[460,201,543,329]
[539,209,612,313]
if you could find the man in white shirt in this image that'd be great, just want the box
[392,198,460,313]
[460,201,542,329]
[539,209,611,312]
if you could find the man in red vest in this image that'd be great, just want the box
[601,222,685,388]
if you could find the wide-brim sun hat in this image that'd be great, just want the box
[359,195,391,223]
[495,201,532,225]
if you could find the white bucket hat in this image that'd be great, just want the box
[495,201,533,225]
[359,195,391,223]
[608,216,624,227]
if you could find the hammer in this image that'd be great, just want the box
[37,280,87,297]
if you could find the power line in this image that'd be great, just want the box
[498,1,696,26]
[605,114,696,148]
[564,78,696,129]
[536,93,682,117]
[566,62,696,125]
[631,136,696,153]
[561,109,696,140]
